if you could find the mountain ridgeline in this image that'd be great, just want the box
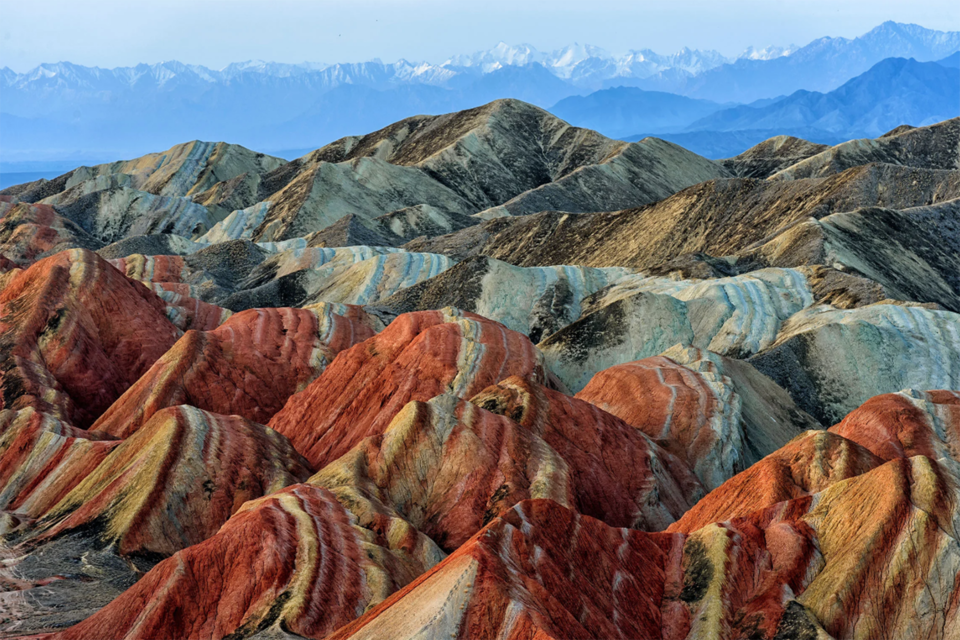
[2,90,960,640]
[1,20,958,167]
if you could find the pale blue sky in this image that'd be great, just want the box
[1,0,957,72]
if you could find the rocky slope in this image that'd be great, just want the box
[2,104,960,639]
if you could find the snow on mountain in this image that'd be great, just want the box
[739,45,798,60]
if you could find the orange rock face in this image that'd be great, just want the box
[91,305,375,438]
[829,389,960,463]
[107,254,232,331]
[50,484,433,640]
[668,429,883,533]
[328,500,681,640]
[470,375,704,530]
[0,407,118,521]
[331,446,960,640]
[0,249,181,428]
[268,308,558,469]
[574,350,815,490]
[40,405,311,557]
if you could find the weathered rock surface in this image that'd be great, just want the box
[91,305,376,438]
[469,376,704,528]
[2,102,960,640]
[268,309,559,469]
[575,345,819,489]
[0,408,118,521]
[97,233,207,259]
[34,405,310,557]
[539,268,814,391]
[328,499,682,640]
[49,484,435,640]
[670,429,883,531]
[735,198,960,311]
[48,185,217,242]
[0,249,181,427]
[377,255,632,340]
[408,163,960,270]
[771,116,960,180]
[0,201,103,266]
[16,141,285,203]
[720,135,830,179]
[313,382,701,554]
[750,302,960,424]
[333,443,960,640]
[197,99,728,242]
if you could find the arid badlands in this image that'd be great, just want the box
[2,100,960,639]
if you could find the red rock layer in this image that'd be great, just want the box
[268,308,556,469]
[829,389,960,463]
[42,405,311,557]
[577,356,724,445]
[0,407,118,520]
[51,484,432,640]
[322,499,704,640]
[150,283,230,331]
[671,389,960,534]
[107,254,188,286]
[668,430,883,533]
[0,201,95,266]
[470,375,704,530]
[312,394,576,552]
[0,248,181,428]
[106,254,231,331]
[573,349,818,491]
[332,449,960,640]
[91,306,374,438]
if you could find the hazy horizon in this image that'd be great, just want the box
[2,0,958,73]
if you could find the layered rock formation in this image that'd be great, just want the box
[2,101,960,640]
[377,256,632,340]
[750,303,960,424]
[408,164,960,272]
[91,305,376,437]
[539,268,813,391]
[268,308,558,469]
[0,201,103,265]
[575,346,819,489]
[35,405,311,557]
[0,249,181,427]
[50,484,436,640]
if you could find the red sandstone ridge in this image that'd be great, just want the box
[0,201,101,266]
[91,305,375,438]
[328,499,681,640]
[668,429,883,533]
[574,347,816,490]
[829,389,960,464]
[39,405,311,557]
[107,253,189,286]
[0,407,118,522]
[50,484,433,640]
[311,385,700,554]
[469,375,704,530]
[268,308,558,468]
[670,389,960,533]
[330,449,960,639]
[107,254,232,331]
[0,248,181,428]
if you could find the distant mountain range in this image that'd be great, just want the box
[570,55,960,157]
[0,21,957,165]
[629,21,960,102]
[686,57,959,137]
